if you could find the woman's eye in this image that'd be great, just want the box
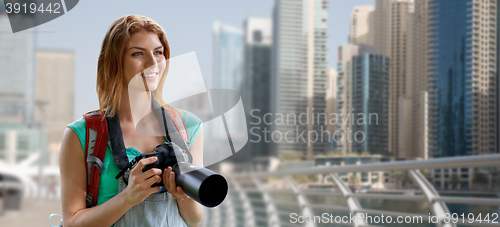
[154,51,163,55]
[132,52,142,56]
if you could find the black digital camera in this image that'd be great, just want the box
[116,142,228,208]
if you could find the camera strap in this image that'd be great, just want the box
[115,154,144,182]
[152,98,193,163]
[108,98,193,172]
[107,113,129,171]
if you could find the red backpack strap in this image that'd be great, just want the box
[83,110,108,207]
[165,108,190,150]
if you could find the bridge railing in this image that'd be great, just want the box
[200,154,500,227]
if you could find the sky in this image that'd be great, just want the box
[32,0,374,120]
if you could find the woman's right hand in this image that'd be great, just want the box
[122,157,163,206]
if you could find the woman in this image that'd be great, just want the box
[59,15,204,227]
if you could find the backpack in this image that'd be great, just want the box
[83,105,191,208]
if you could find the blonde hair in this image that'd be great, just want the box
[97,15,173,117]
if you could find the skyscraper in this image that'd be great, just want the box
[0,12,36,125]
[402,0,431,159]
[351,53,389,154]
[371,0,414,157]
[336,44,359,155]
[272,0,329,156]
[371,0,392,57]
[349,5,374,46]
[212,21,244,92]
[211,21,245,154]
[325,68,338,152]
[0,10,40,165]
[336,44,384,155]
[35,50,75,166]
[242,14,274,159]
[427,0,498,157]
[406,0,499,158]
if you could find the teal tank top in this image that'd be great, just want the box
[67,109,202,206]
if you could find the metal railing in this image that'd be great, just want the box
[200,154,500,227]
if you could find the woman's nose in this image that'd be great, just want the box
[144,52,158,68]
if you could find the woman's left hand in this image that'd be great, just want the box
[163,166,190,201]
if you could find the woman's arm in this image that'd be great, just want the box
[60,128,162,227]
[164,128,204,227]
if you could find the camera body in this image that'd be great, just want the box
[140,142,190,187]
[121,142,228,207]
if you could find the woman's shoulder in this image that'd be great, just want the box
[178,109,201,127]
[66,117,87,152]
[68,116,86,128]
[66,111,103,140]
[67,117,86,137]
[177,109,202,146]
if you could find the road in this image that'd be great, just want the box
[0,198,62,226]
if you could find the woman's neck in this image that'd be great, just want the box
[118,87,152,126]
[118,87,164,138]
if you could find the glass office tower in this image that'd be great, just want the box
[212,21,244,92]
[0,12,36,125]
[429,0,498,157]
[272,0,329,155]
[242,14,275,160]
[351,54,389,154]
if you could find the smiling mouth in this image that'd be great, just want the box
[142,72,159,78]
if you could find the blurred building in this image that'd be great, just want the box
[336,44,378,154]
[336,44,358,155]
[325,68,337,152]
[314,155,394,190]
[404,0,499,189]
[242,14,275,162]
[0,12,36,125]
[421,0,498,158]
[0,125,43,164]
[211,21,244,157]
[0,9,41,165]
[402,0,430,159]
[212,21,244,92]
[35,50,74,166]
[371,0,391,57]
[398,0,500,190]
[349,5,374,46]
[272,0,329,156]
[371,0,414,158]
[351,54,389,155]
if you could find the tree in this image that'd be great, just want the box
[326,150,343,156]
[450,174,461,190]
[392,171,403,189]
[472,172,488,190]
[279,151,302,160]
[401,172,412,188]
[348,174,359,186]
[421,170,433,183]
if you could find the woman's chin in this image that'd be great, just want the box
[127,84,157,93]
[146,81,159,91]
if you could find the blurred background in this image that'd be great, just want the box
[0,0,499,226]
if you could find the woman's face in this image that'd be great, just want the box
[123,30,167,92]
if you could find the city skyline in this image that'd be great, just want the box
[1,1,499,225]
[2,0,498,161]
[23,0,373,121]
